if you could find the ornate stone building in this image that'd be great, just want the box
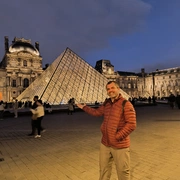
[96,60,180,99]
[116,71,139,98]
[95,60,118,81]
[138,67,180,98]
[0,36,43,102]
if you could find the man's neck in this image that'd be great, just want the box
[111,94,120,102]
[111,98,115,102]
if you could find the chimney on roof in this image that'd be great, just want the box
[12,37,16,43]
[4,36,9,53]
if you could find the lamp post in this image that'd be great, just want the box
[152,72,156,104]
[152,72,155,97]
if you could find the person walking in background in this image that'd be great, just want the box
[77,81,136,180]
[67,98,74,115]
[13,99,18,118]
[30,100,45,138]
[168,93,176,109]
[176,94,180,109]
[0,101,4,120]
[148,96,152,104]
[71,98,75,112]
[28,96,38,136]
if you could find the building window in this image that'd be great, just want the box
[23,60,27,67]
[23,78,29,88]
[12,80,16,87]
[128,83,131,88]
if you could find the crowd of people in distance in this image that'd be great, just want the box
[128,93,180,110]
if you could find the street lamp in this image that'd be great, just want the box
[152,72,156,104]
[152,72,155,97]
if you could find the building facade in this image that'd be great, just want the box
[0,36,43,102]
[95,59,118,81]
[0,36,179,103]
[139,67,180,99]
[95,60,180,99]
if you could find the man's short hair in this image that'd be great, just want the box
[34,96,38,99]
[106,81,119,88]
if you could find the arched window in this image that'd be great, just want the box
[12,80,16,87]
[23,78,29,88]
[23,60,27,67]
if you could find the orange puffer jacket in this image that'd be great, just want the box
[83,95,136,149]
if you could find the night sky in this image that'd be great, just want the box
[0,0,180,73]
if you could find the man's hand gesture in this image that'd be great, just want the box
[76,103,86,109]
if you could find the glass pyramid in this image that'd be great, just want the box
[17,48,130,105]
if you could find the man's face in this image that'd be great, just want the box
[106,82,120,98]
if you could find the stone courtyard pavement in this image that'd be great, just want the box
[0,104,180,180]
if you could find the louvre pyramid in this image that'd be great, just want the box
[17,48,130,105]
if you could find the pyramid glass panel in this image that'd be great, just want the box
[17,48,130,104]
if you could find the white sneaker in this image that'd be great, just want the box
[34,135,41,138]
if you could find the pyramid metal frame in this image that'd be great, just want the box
[17,48,129,105]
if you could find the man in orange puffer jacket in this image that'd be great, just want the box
[77,81,136,180]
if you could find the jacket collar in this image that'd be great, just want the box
[108,94,122,104]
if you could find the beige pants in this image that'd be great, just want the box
[99,143,130,180]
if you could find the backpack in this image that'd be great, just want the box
[122,99,127,113]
